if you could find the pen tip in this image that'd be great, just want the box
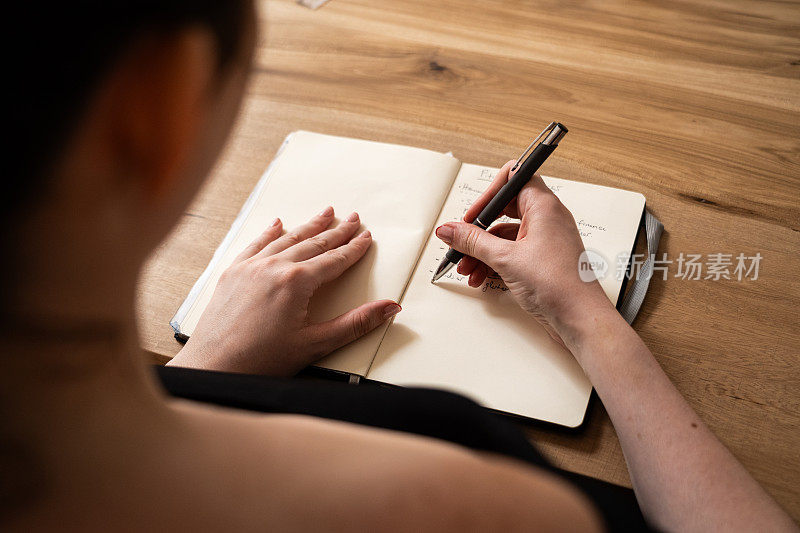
[431,261,454,283]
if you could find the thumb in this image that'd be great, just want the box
[435,222,510,270]
[307,300,401,357]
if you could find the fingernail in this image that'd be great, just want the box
[319,206,334,217]
[359,230,371,239]
[347,212,359,222]
[271,217,281,227]
[383,303,402,319]
[435,224,454,244]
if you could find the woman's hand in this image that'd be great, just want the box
[439,164,799,533]
[168,206,401,376]
[434,161,611,342]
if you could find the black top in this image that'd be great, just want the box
[155,366,653,532]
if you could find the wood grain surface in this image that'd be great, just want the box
[136,0,800,519]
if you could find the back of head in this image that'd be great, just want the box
[8,1,249,216]
[4,1,251,313]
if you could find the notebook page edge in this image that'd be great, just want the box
[362,158,464,377]
[309,139,461,375]
[170,131,298,339]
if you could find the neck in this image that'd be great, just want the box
[0,282,168,443]
[0,289,178,523]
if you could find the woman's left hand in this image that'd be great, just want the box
[167,206,401,376]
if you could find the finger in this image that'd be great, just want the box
[234,218,282,262]
[469,263,489,287]
[282,212,361,262]
[307,299,401,355]
[457,255,479,276]
[502,204,521,220]
[459,222,520,277]
[435,221,512,272]
[463,160,516,223]
[305,230,372,285]
[488,223,521,242]
[258,206,335,257]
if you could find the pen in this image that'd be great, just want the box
[431,122,568,283]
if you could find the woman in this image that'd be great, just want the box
[4,2,795,531]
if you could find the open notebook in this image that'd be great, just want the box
[171,131,645,427]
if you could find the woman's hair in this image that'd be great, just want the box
[8,1,250,211]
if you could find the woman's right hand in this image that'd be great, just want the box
[439,164,799,533]
[433,160,613,342]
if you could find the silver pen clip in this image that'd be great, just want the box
[511,121,557,171]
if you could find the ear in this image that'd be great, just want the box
[109,27,217,202]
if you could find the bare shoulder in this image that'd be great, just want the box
[170,401,604,531]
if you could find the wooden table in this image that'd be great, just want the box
[136,0,800,520]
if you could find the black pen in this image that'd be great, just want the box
[431,122,568,283]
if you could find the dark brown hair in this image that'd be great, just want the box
[8,1,250,209]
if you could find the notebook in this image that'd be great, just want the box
[171,131,646,427]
